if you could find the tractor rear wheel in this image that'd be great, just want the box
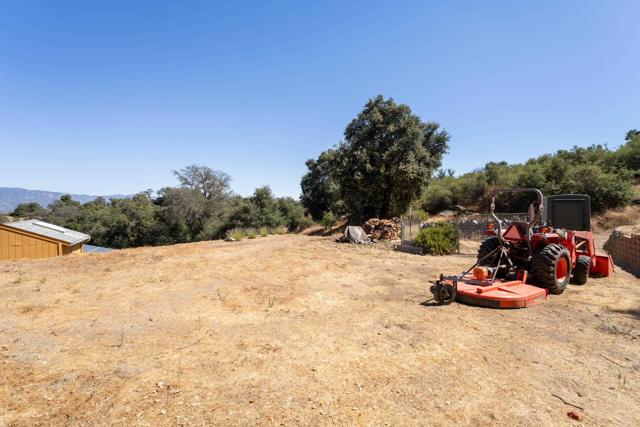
[477,237,501,266]
[531,244,571,295]
[572,255,591,285]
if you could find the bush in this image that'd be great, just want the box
[421,181,454,213]
[321,212,336,230]
[11,202,47,219]
[277,197,310,231]
[251,186,284,228]
[300,150,343,221]
[616,133,640,174]
[410,208,430,222]
[196,217,226,241]
[228,229,245,241]
[246,229,257,239]
[271,225,288,235]
[413,222,457,255]
[259,227,269,237]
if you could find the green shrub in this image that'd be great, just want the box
[278,197,310,231]
[196,218,226,241]
[259,227,269,237]
[228,229,245,241]
[246,229,257,239]
[421,181,454,213]
[271,225,288,235]
[321,212,336,230]
[413,222,457,255]
[411,208,429,221]
[616,133,640,174]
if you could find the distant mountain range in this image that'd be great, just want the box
[0,187,131,213]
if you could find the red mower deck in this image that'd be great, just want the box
[449,274,548,308]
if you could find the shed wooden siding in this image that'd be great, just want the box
[62,242,84,255]
[0,227,64,260]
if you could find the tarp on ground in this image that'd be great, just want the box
[343,226,371,244]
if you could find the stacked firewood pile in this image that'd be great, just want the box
[363,218,401,240]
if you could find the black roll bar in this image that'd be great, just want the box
[489,188,544,238]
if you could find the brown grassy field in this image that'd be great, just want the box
[1,235,638,426]
[592,206,640,233]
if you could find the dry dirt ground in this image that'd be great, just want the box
[0,235,638,426]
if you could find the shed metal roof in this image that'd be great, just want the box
[1,220,90,245]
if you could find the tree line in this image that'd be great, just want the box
[300,95,638,219]
[5,95,638,249]
[420,129,639,214]
[9,165,311,248]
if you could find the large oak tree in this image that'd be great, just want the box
[302,95,449,221]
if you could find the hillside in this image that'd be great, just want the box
[418,135,640,215]
[0,187,130,213]
[1,235,638,426]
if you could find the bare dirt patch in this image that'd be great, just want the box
[1,235,638,426]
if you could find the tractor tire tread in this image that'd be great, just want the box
[531,244,571,295]
[477,237,501,266]
[572,255,590,285]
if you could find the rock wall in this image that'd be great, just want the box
[605,230,640,276]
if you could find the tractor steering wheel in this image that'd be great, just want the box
[531,221,547,233]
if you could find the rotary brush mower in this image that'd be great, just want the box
[430,189,614,308]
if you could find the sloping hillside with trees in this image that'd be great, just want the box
[301,96,638,220]
[421,129,639,214]
[6,94,638,248]
[9,165,310,249]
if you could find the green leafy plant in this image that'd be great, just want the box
[246,229,257,239]
[411,208,430,222]
[259,227,269,237]
[228,229,245,241]
[413,222,457,255]
[321,212,336,230]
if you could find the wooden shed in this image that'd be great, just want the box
[0,220,90,261]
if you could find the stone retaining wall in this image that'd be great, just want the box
[604,230,640,276]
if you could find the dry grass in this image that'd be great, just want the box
[592,205,640,232]
[300,219,347,237]
[0,235,639,426]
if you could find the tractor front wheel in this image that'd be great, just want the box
[572,255,591,285]
[531,244,571,295]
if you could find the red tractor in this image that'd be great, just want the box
[431,188,613,308]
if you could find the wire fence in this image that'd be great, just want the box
[399,215,424,244]
[400,211,530,246]
[455,213,529,240]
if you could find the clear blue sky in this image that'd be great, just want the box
[1,1,638,198]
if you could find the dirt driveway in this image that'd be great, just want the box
[1,235,638,426]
